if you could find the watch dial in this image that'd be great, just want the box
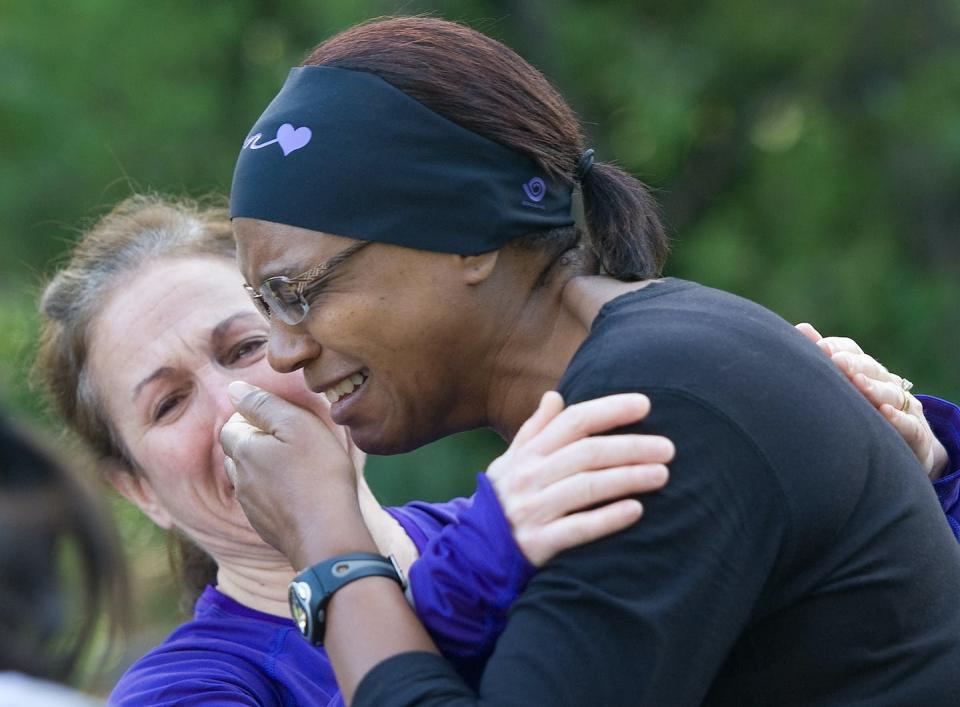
[289,583,309,634]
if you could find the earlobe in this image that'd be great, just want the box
[104,462,173,530]
[460,251,499,285]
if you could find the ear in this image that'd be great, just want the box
[459,251,500,285]
[103,461,174,530]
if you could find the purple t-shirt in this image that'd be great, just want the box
[109,586,340,706]
[109,474,533,706]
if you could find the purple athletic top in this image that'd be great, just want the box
[921,395,960,540]
[109,402,960,706]
[108,474,533,706]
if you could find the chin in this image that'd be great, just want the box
[349,423,427,456]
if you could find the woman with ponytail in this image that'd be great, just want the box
[224,17,960,705]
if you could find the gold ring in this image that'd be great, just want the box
[899,386,911,412]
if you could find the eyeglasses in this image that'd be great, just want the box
[244,241,370,326]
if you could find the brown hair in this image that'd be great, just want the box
[34,194,232,608]
[302,16,669,280]
[0,411,128,683]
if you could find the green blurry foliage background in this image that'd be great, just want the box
[1,0,958,692]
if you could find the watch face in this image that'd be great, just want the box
[288,581,311,636]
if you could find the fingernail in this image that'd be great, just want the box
[224,456,237,485]
[228,381,258,404]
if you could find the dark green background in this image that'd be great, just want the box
[2,0,957,691]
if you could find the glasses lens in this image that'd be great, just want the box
[261,278,309,326]
[244,285,271,320]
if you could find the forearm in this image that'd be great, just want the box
[296,510,439,705]
[354,391,785,706]
[408,474,534,664]
[325,577,439,705]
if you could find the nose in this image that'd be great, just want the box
[267,320,322,374]
[210,370,241,447]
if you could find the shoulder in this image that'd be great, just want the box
[558,278,871,454]
[560,279,803,402]
[109,625,278,706]
[559,278,946,560]
[111,590,342,706]
[109,595,288,706]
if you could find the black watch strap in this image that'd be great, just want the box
[289,552,405,645]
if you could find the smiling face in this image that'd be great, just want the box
[87,255,355,560]
[234,219,498,455]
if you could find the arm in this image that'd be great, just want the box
[354,391,785,706]
[376,394,673,678]
[222,388,675,703]
[403,475,535,680]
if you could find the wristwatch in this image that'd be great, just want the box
[288,552,406,645]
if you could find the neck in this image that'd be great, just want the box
[213,474,418,617]
[215,554,296,618]
[357,475,420,574]
[483,273,591,441]
[484,270,655,440]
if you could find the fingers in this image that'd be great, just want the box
[511,391,566,448]
[879,404,926,451]
[227,381,308,440]
[816,336,864,357]
[533,464,668,523]
[538,434,675,486]
[794,322,823,345]
[832,350,899,386]
[224,455,238,486]
[528,393,652,455]
[879,403,935,477]
[220,411,265,461]
[522,499,644,567]
[851,373,920,416]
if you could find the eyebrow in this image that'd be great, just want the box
[211,311,262,348]
[132,312,262,401]
[132,367,176,401]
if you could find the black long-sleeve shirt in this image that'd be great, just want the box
[356,279,960,706]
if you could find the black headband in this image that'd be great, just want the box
[230,66,575,255]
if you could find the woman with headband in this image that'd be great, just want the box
[224,17,960,706]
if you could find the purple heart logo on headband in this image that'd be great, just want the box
[276,123,312,156]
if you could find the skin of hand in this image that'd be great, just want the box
[221,380,373,569]
[222,383,674,570]
[487,391,673,566]
[795,323,948,480]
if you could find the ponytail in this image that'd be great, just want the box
[580,162,670,281]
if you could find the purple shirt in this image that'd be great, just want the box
[109,475,533,706]
[920,395,960,540]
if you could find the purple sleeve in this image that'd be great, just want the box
[918,395,960,542]
[109,658,269,706]
[387,474,535,681]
